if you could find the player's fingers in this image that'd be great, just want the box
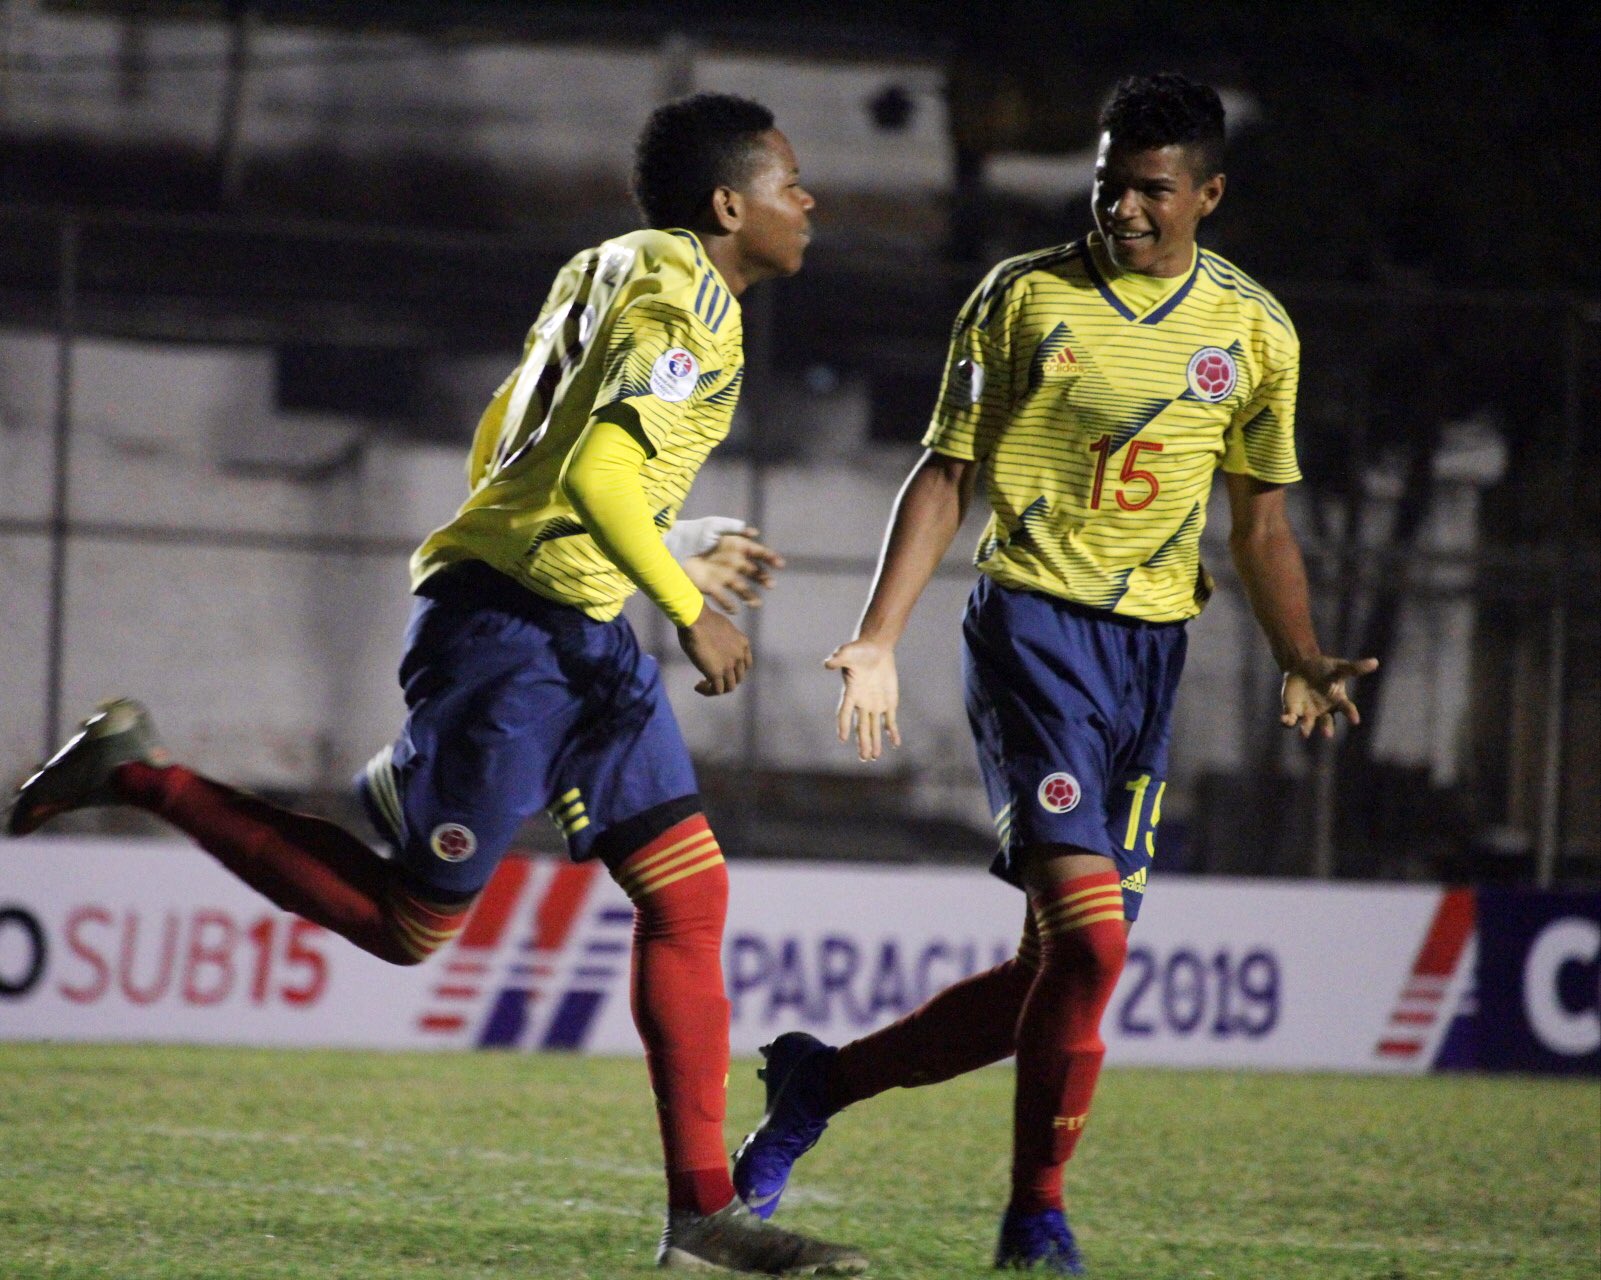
[856,706,877,761]
[836,695,855,743]
[1330,687,1361,724]
[885,707,901,749]
[1319,711,1335,739]
[705,584,738,613]
[865,712,882,762]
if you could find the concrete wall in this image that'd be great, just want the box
[1,327,1494,839]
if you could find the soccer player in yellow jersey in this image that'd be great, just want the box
[732,73,1377,1272]
[8,94,866,1275]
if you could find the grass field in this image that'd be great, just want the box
[0,1044,1596,1279]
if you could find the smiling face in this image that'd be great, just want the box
[1092,132,1225,278]
[723,129,815,284]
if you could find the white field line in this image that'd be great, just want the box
[129,1123,661,1180]
[1106,1228,1579,1263]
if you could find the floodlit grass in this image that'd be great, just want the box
[0,1044,1596,1279]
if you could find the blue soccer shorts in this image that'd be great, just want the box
[355,561,700,898]
[961,574,1187,921]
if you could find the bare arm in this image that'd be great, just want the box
[1225,472,1377,738]
[826,450,980,760]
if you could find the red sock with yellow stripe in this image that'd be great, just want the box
[612,813,735,1214]
[827,909,1039,1111]
[114,761,469,965]
[1010,869,1128,1213]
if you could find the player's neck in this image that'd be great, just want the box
[696,228,775,298]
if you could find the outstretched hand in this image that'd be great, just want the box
[824,638,901,762]
[1281,654,1380,739]
[682,526,786,614]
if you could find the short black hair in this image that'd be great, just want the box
[1098,73,1225,177]
[632,93,777,229]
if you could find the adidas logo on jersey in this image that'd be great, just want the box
[1040,346,1081,378]
[1120,866,1147,894]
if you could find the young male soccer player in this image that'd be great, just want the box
[8,93,866,1276]
[731,73,1377,1273]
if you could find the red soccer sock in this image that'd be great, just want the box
[114,760,457,965]
[827,911,1040,1112]
[1010,871,1128,1214]
[613,814,736,1215]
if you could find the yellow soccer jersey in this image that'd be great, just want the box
[925,232,1301,623]
[412,228,745,619]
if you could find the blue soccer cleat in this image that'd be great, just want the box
[994,1206,1086,1273]
[731,1031,837,1220]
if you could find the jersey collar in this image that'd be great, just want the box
[666,228,738,306]
[1083,234,1200,325]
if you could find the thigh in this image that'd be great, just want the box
[1103,625,1187,921]
[545,622,700,864]
[962,579,1122,888]
[377,592,588,897]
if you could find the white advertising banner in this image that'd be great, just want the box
[0,839,1471,1073]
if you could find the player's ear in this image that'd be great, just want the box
[709,184,743,233]
[1197,172,1225,218]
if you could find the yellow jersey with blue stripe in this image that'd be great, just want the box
[925,233,1301,623]
[412,228,744,620]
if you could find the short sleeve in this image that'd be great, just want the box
[1222,341,1302,484]
[922,270,1018,463]
[595,297,723,454]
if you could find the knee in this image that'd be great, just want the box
[1080,920,1128,980]
[382,880,476,964]
[1040,914,1127,983]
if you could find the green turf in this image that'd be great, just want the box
[0,1044,1595,1279]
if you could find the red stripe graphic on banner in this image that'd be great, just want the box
[416,857,538,1035]
[1412,889,1476,977]
[459,856,535,948]
[1376,889,1476,1060]
[531,863,599,952]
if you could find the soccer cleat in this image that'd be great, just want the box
[656,1197,867,1274]
[732,1032,836,1220]
[6,698,168,837]
[994,1206,1085,1274]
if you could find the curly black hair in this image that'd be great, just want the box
[632,93,777,229]
[1098,73,1225,177]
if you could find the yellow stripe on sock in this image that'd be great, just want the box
[393,912,463,959]
[617,829,717,887]
[1037,889,1124,934]
[619,836,721,898]
[627,851,725,899]
[1044,906,1127,936]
